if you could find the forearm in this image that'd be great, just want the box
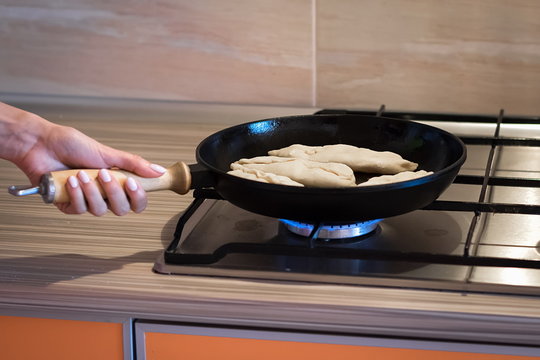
[0,102,54,163]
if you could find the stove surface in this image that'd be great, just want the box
[154,197,539,295]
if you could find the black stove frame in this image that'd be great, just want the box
[163,107,540,271]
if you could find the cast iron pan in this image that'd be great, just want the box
[9,114,466,222]
[193,114,466,222]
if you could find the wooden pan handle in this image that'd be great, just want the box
[50,162,191,203]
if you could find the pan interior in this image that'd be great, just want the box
[194,114,466,221]
[197,114,464,177]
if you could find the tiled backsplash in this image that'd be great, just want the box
[1,0,539,115]
[317,0,540,115]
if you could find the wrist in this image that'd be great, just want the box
[0,102,53,164]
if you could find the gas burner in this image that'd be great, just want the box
[280,219,382,239]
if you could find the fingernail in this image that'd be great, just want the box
[78,170,90,184]
[99,169,112,183]
[126,177,138,191]
[68,176,79,188]
[150,163,166,174]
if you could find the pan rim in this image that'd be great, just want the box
[195,114,467,192]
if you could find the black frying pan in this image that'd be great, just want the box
[193,114,466,222]
[9,114,466,222]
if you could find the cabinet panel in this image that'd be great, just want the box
[0,315,124,360]
[137,323,540,360]
[145,333,538,360]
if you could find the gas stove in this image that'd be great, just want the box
[154,107,540,296]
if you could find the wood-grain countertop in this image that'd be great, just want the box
[1,96,539,345]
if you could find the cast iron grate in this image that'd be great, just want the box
[165,107,540,269]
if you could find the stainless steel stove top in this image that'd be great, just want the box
[155,108,540,296]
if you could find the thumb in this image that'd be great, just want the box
[104,148,166,178]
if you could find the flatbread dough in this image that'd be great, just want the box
[231,156,356,187]
[227,168,304,187]
[269,144,418,175]
[358,170,433,186]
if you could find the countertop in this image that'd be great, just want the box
[1,95,539,346]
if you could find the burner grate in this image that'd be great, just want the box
[164,193,540,269]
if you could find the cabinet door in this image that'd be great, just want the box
[0,315,124,360]
[136,322,540,360]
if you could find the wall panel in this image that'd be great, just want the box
[316,0,540,115]
[0,0,313,106]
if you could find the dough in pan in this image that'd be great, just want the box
[269,144,418,175]
[357,170,434,187]
[230,156,356,187]
[227,168,304,187]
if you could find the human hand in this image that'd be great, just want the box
[1,102,165,216]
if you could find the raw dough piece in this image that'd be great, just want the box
[227,168,303,187]
[231,156,356,187]
[269,144,418,175]
[357,170,433,186]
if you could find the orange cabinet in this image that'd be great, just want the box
[0,315,124,360]
[135,323,540,360]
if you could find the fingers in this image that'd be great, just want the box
[55,176,89,215]
[124,177,148,213]
[96,169,130,216]
[78,170,108,216]
[104,148,166,178]
[63,175,88,214]
[57,170,148,216]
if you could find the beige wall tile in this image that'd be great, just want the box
[317,0,540,115]
[0,0,313,106]
[4,0,539,114]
